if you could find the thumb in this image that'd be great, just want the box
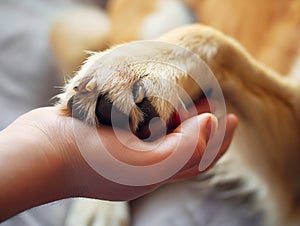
[145,113,217,172]
[94,114,216,169]
[165,113,218,172]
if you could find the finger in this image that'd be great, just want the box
[216,114,238,157]
[197,113,238,172]
[161,112,230,172]
[168,114,238,182]
[171,113,218,172]
[100,113,215,167]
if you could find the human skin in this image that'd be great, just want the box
[0,100,237,221]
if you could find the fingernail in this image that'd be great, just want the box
[206,115,218,142]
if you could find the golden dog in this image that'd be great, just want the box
[52,1,300,225]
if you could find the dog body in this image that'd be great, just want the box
[58,24,300,226]
[158,25,300,225]
[53,1,300,225]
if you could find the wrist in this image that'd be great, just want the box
[0,116,69,221]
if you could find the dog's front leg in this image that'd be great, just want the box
[159,25,297,113]
[158,24,300,225]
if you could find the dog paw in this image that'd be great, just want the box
[64,199,129,226]
[56,25,245,140]
[56,40,209,140]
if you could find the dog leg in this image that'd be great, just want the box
[159,25,300,166]
[57,24,300,225]
[158,24,300,225]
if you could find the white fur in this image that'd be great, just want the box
[65,199,128,226]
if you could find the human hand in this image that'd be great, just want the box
[0,98,237,220]
[15,97,237,198]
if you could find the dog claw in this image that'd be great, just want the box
[72,79,96,93]
[85,79,97,91]
[73,85,79,92]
